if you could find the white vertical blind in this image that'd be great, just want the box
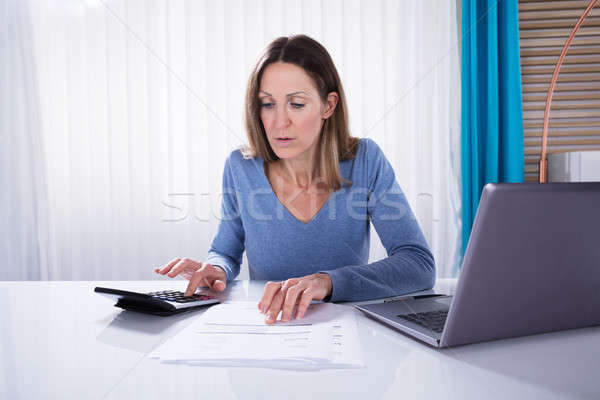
[3,0,461,280]
[1,0,52,280]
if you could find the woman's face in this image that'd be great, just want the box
[259,62,334,162]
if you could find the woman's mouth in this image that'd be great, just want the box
[275,137,295,147]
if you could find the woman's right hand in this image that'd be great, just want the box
[154,258,227,296]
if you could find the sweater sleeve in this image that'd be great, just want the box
[204,152,245,282]
[323,139,436,302]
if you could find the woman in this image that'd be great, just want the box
[155,34,435,324]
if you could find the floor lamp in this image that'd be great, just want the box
[538,0,600,183]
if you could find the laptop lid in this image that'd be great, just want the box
[440,182,600,347]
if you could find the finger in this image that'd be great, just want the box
[185,270,205,297]
[202,264,227,291]
[168,258,197,278]
[265,289,285,324]
[295,288,314,320]
[202,277,226,292]
[281,281,308,322]
[210,265,228,282]
[258,281,283,314]
[281,278,299,292]
[211,280,226,292]
[192,264,225,292]
[156,258,181,274]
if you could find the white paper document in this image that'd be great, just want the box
[149,301,363,370]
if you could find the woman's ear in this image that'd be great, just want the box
[322,92,339,119]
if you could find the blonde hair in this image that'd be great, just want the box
[243,34,359,191]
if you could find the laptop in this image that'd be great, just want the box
[356,182,600,347]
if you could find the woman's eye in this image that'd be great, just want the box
[290,103,305,109]
[260,103,274,109]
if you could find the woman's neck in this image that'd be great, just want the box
[277,161,315,190]
[275,148,320,190]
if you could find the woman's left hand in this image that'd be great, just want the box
[258,273,333,324]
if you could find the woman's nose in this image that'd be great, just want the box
[274,107,290,129]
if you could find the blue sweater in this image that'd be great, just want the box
[205,138,435,302]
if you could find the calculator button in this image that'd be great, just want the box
[148,290,215,302]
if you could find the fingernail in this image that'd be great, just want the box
[282,313,290,322]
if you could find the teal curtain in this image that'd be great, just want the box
[460,0,524,265]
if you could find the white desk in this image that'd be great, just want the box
[1,279,598,400]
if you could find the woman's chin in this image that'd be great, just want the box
[272,148,299,159]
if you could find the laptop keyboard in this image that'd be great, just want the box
[398,310,448,333]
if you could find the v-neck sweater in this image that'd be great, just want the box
[205,138,435,302]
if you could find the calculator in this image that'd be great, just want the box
[94,287,220,316]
